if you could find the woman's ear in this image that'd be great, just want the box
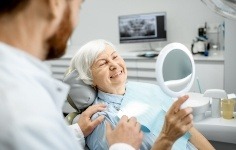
[92,84,97,90]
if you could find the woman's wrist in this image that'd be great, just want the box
[151,133,174,150]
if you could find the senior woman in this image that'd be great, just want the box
[68,39,214,150]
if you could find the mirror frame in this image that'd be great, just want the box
[155,43,195,97]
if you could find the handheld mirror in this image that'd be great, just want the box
[155,43,195,108]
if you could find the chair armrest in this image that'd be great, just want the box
[65,112,80,125]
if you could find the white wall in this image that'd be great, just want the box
[65,0,236,93]
[224,20,236,94]
[66,0,224,55]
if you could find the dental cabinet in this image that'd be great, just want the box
[194,111,236,148]
[120,50,224,93]
[192,51,224,93]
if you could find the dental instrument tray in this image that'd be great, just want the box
[137,52,159,58]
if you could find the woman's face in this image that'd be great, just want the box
[91,45,127,94]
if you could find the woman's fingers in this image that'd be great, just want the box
[169,95,189,114]
[176,107,193,120]
[181,113,193,125]
[160,95,194,143]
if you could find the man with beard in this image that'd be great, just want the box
[0,0,143,150]
[0,0,199,150]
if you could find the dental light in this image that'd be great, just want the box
[201,0,236,20]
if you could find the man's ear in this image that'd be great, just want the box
[43,0,66,38]
[47,0,66,20]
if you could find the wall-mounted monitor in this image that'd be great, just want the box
[119,12,167,44]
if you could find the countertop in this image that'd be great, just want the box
[194,111,236,144]
[193,50,224,62]
[118,50,224,62]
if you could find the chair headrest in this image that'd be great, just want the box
[63,69,96,111]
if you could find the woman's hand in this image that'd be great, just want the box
[77,104,106,137]
[162,95,193,141]
[152,95,193,150]
[106,116,143,150]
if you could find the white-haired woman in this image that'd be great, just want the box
[68,39,214,150]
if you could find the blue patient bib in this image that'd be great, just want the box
[120,81,191,150]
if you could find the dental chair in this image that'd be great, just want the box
[63,69,97,150]
[63,69,96,125]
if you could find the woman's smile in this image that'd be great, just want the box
[110,71,123,78]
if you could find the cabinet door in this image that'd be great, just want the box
[124,59,138,82]
[192,61,224,93]
[136,59,157,84]
[44,58,71,80]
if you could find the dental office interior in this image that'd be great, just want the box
[45,0,236,149]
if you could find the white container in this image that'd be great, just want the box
[186,92,210,122]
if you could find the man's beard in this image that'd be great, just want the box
[45,6,73,60]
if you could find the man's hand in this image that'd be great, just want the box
[106,116,143,150]
[152,95,193,150]
[78,104,106,137]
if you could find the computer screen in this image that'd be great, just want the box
[119,12,167,44]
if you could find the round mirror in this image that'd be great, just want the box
[155,43,195,98]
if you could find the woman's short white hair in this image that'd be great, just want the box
[68,39,117,85]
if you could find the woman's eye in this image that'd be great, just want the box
[113,56,118,59]
[99,61,107,66]
[99,63,105,66]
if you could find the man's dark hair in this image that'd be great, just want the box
[0,0,30,16]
